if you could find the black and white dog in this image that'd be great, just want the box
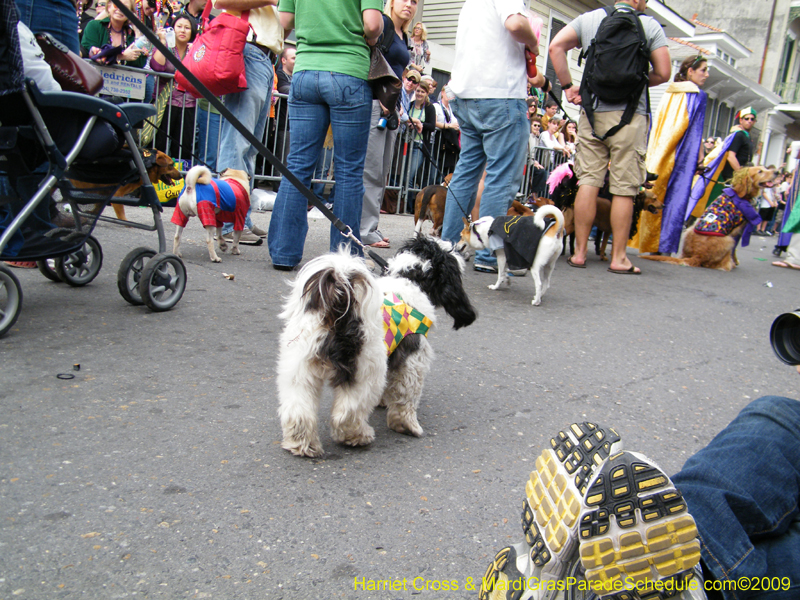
[277,236,477,457]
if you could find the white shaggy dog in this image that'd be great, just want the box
[460,206,565,306]
[277,236,477,457]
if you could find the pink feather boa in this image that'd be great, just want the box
[547,163,575,195]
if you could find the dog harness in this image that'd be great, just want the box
[171,178,249,230]
[695,188,761,245]
[382,293,433,356]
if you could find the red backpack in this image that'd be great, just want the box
[175,1,252,98]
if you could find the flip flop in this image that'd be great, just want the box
[566,256,586,268]
[608,265,641,275]
[369,240,390,249]
[773,261,800,270]
[3,261,37,269]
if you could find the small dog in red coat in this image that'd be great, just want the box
[172,166,251,263]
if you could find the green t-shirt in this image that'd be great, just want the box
[278,0,383,80]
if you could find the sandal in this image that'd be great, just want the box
[369,240,390,249]
[4,261,37,269]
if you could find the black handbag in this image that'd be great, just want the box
[368,44,401,114]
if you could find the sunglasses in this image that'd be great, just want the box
[705,139,714,144]
[742,116,756,122]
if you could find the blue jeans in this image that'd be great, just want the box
[218,44,274,182]
[440,98,529,264]
[268,70,372,267]
[196,106,221,172]
[673,396,800,599]
[15,0,79,54]
[218,44,273,235]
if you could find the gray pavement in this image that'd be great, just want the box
[1,207,798,599]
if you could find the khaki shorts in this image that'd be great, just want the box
[575,110,648,197]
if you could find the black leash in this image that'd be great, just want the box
[111,0,390,272]
[415,138,473,223]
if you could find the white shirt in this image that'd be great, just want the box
[448,0,528,99]
[434,102,458,128]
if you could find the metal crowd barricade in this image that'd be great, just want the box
[95,62,569,210]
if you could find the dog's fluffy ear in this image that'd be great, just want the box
[301,267,370,387]
[394,236,477,330]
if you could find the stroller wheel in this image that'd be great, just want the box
[0,264,23,338]
[38,228,75,283]
[139,253,186,312]
[117,247,157,305]
[54,234,103,287]
[37,258,60,283]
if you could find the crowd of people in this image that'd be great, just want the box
[8,0,800,276]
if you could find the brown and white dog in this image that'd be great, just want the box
[171,165,251,263]
[641,166,775,271]
[460,205,565,306]
[414,173,453,236]
[71,149,182,221]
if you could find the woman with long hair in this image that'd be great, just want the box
[267,0,383,270]
[360,0,416,248]
[409,21,430,72]
[81,0,146,67]
[632,54,709,254]
[150,15,197,161]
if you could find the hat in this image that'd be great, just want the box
[406,70,421,83]
[737,106,757,121]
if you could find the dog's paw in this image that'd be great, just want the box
[339,425,375,447]
[390,419,424,437]
[532,298,542,306]
[282,439,324,458]
[211,255,222,263]
[487,283,500,290]
[231,247,241,256]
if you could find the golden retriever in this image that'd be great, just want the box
[641,166,775,271]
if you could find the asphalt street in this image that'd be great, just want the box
[1,206,798,599]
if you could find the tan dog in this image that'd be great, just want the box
[563,189,661,260]
[641,166,775,271]
[414,173,453,236]
[172,166,251,263]
[71,149,182,221]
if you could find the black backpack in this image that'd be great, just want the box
[578,7,650,141]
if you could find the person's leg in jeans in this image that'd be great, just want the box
[268,70,330,268]
[673,396,800,598]
[15,0,79,53]
[441,98,487,245]
[196,104,220,171]
[324,72,372,254]
[218,44,273,235]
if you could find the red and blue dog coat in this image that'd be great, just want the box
[171,178,249,231]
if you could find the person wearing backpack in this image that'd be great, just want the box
[548,0,670,274]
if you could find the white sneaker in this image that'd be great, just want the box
[480,422,624,600]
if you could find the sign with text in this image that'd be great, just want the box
[97,66,146,100]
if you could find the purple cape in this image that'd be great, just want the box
[658,90,707,253]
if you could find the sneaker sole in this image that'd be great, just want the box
[479,544,528,600]
[522,424,622,591]
[578,451,701,599]
[480,423,622,600]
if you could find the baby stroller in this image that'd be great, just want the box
[0,12,186,337]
